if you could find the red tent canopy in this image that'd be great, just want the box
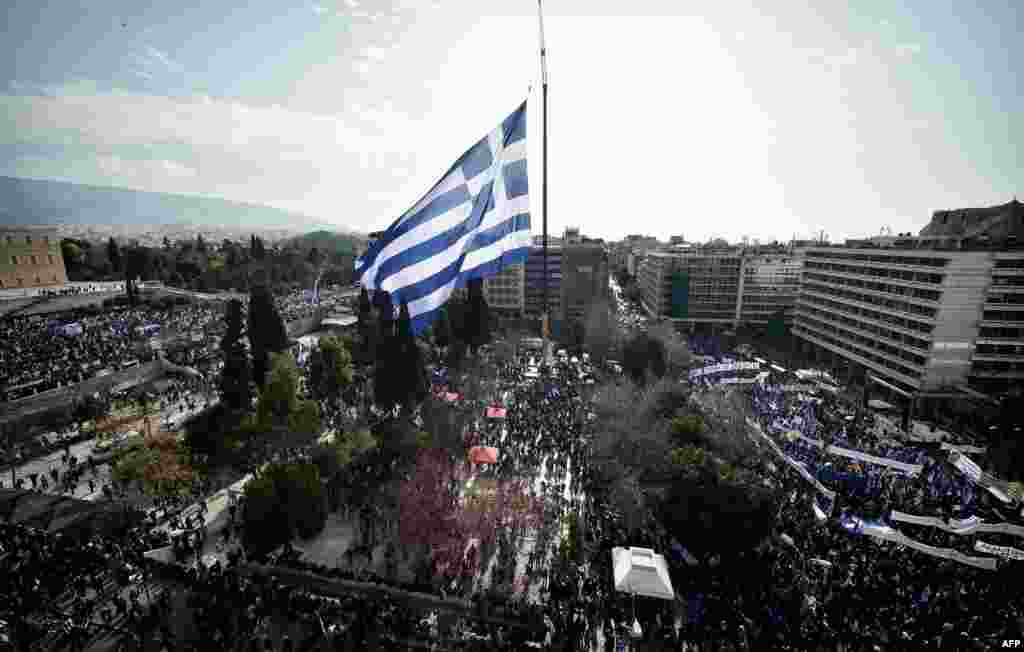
[444,392,461,403]
[485,406,507,419]
[468,446,499,465]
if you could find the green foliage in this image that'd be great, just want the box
[242,463,328,557]
[181,403,246,468]
[247,284,290,387]
[621,332,667,384]
[218,299,252,411]
[288,399,322,439]
[314,427,379,477]
[257,352,300,426]
[308,335,354,407]
[670,444,707,469]
[671,414,706,445]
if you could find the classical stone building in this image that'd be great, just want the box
[0,227,67,289]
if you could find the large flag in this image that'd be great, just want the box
[355,102,532,334]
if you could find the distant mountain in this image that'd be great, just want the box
[0,175,355,232]
[282,230,365,256]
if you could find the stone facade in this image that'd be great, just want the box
[0,228,67,289]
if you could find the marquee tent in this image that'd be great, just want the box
[611,547,675,600]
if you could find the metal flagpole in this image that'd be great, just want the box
[537,0,550,359]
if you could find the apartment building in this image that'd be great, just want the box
[561,244,609,323]
[793,241,1024,398]
[0,227,67,289]
[523,244,563,324]
[637,246,804,329]
[482,261,525,318]
[738,251,804,325]
[971,251,1024,395]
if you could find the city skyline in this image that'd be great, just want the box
[1,1,1020,244]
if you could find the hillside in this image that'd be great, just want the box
[0,175,350,231]
[282,230,365,256]
[919,199,1024,240]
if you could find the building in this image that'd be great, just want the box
[561,244,608,324]
[792,238,1024,401]
[0,227,67,290]
[669,235,686,245]
[482,261,525,318]
[638,248,744,326]
[739,249,804,326]
[563,227,582,245]
[523,245,563,329]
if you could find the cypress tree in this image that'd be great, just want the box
[373,290,397,409]
[396,301,428,407]
[218,298,253,411]
[248,284,289,387]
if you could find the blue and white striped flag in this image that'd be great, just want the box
[355,102,532,334]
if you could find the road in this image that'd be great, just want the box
[6,391,216,500]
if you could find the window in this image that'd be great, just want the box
[10,256,16,265]
[48,255,55,265]
[30,255,38,265]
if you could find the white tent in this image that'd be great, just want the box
[611,547,675,600]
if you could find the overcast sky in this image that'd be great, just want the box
[1,0,1020,242]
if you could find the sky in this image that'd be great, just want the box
[1,0,1020,243]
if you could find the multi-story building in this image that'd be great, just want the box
[561,244,609,324]
[638,248,744,325]
[793,239,1024,400]
[563,227,582,245]
[524,244,563,322]
[971,251,1024,396]
[482,262,525,318]
[0,227,67,290]
[738,250,804,325]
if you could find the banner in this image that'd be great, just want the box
[949,452,982,482]
[974,541,1024,562]
[143,546,176,564]
[840,514,998,571]
[748,418,836,500]
[889,510,1024,538]
[941,442,987,455]
[948,451,1015,504]
[827,445,923,475]
[689,361,760,379]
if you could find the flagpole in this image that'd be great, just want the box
[537,0,550,354]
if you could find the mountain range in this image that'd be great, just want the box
[0,175,356,233]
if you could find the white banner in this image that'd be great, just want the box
[889,511,1024,539]
[747,418,836,500]
[689,361,761,379]
[941,442,987,455]
[826,446,923,475]
[950,452,982,482]
[841,515,998,570]
[975,541,1024,561]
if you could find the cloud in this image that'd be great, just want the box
[312,4,329,15]
[130,69,155,81]
[362,46,391,61]
[344,0,359,8]
[353,60,372,76]
[893,42,922,58]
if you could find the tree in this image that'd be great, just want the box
[61,240,82,266]
[112,432,195,497]
[257,351,301,426]
[373,291,399,410]
[647,323,692,376]
[248,284,289,387]
[583,299,622,362]
[196,233,207,253]
[251,235,266,260]
[465,279,491,352]
[107,237,121,273]
[308,335,353,410]
[308,246,322,267]
[163,236,172,251]
[288,399,322,439]
[394,301,429,409]
[433,305,453,350]
[621,332,667,384]
[218,299,252,410]
[242,463,327,557]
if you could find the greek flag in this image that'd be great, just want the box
[355,102,532,334]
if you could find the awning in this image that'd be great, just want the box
[611,547,675,600]
[485,406,507,419]
[468,446,499,465]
